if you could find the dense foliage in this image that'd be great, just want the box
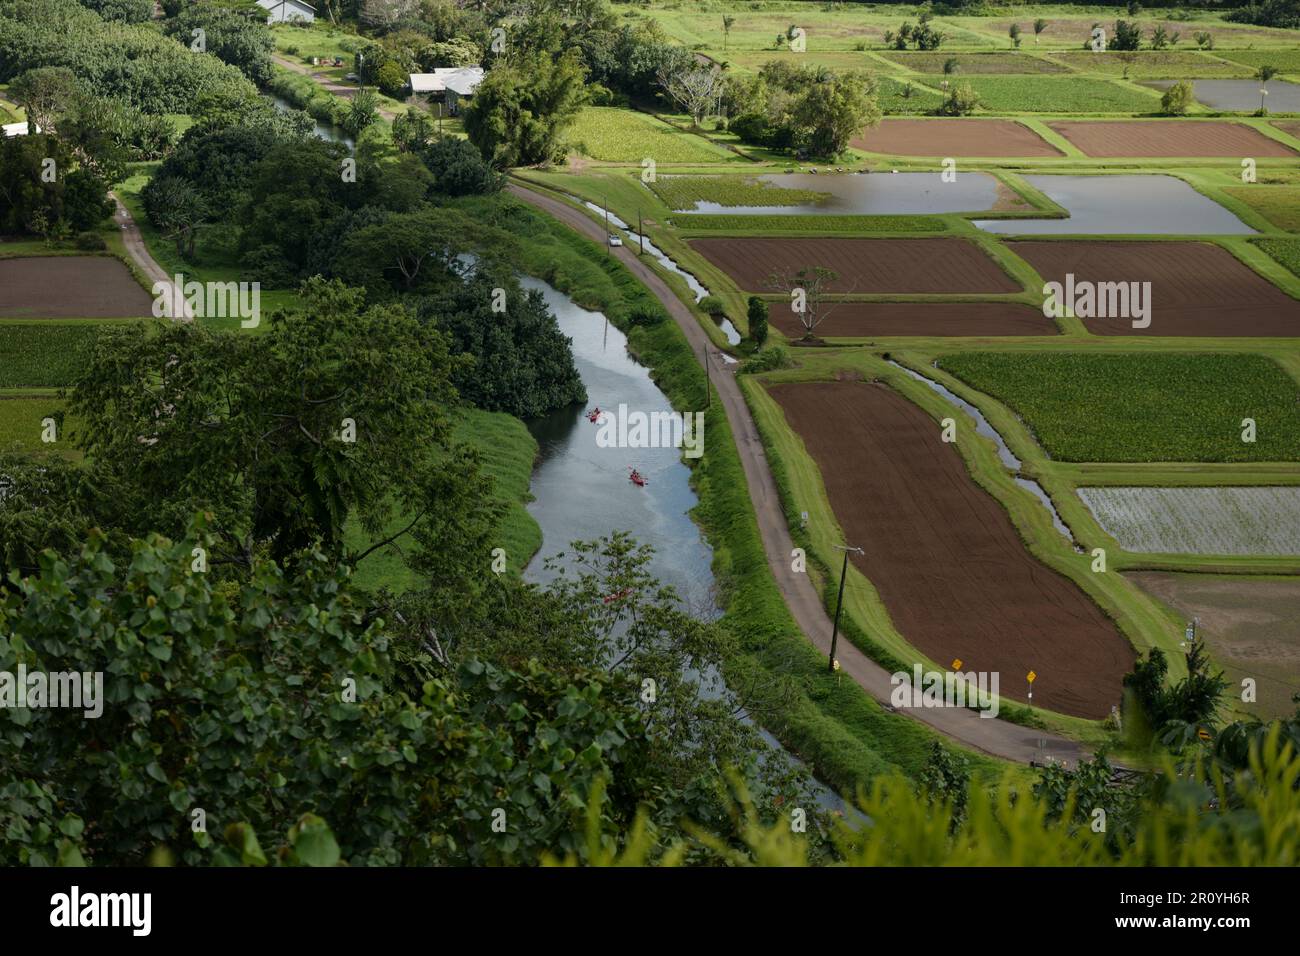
[0,0,261,115]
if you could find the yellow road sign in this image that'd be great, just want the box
[1027,670,1037,684]
[952,658,963,670]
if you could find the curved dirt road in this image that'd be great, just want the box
[509,181,1084,767]
[111,193,192,322]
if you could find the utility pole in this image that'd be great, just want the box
[604,196,610,255]
[702,344,710,408]
[828,544,863,672]
[638,210,644,255]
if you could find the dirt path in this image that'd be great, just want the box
[110,193,192,322]
[509,181,1086,767]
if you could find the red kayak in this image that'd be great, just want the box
[586,406,602,423]
[627,467,646,487]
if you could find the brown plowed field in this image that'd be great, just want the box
[1273,121,1300,141]
[1048,121,1296,158]
[851,118,1063,157]
[770,381,1133,718]
[689,238,1021,294]
[1008,240,1300,336]
[768,301,1056,338]
[0,256,154,318]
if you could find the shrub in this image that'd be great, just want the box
[625,301,668,327]
[1161,79,1194,115]
[74,231,106,251]
[699,295,725,315]
[938,81,979,116]
[738,345,789,374]
[747,296,768,347]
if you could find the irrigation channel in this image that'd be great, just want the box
[522,275,844,813]
[888,361,1076,544]
[580,201,742,347]
[269,94,355,149]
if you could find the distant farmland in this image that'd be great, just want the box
[1080,486,1300,555]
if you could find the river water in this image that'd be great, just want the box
[522,275,845,812]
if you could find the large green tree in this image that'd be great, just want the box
[463,51,589,167]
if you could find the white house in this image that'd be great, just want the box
[409,66,484,114]
[2,120,35,137]
[256,0,315,23]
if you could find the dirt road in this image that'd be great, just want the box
[508,181,1085,767]
[111,193,192,322]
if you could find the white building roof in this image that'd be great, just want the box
[2,121,35,137]
[409,66,484,96]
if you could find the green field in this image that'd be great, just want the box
[1227,186,1300,232]
[1048,50,1253,78]
[1216,49,1300,74]
[961,75,1162,113]
[884,51,1068,74]
[650,175,828,210]
[938,352,1300,463]
[566,107,738,164]
[677,213,948,233]
[0,322,126,388]
[0,395,77,457]
[1255,237,1300,279]
[877,77,946,113]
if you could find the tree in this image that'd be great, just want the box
[164,5,276,85]
[66,279,484,570]
[1150,24,1170,50]
[7,67,81,135]
[408,263,586,418]
[1111,19,1143,51]
[747,296,768,348]
[657,63,723,128]
[942,56,959,88]
[1194,31,1214,50]
[0,524,684,866]
[141,175,208,258]
[464,51,589,167]
[1161,79,1194,116]
[344,87,380,137]
[790,73,880,159]
[1257,64,1278,113]
[392,107,436,152]
[764,266,842,339]
[418,135,505,195]
[1009,23,1022,48]
[1033,18,1048,43]
[939,80,979,116]
[722,14,735,51]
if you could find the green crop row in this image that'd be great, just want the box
[938,351,1300,463]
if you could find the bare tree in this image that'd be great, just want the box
[360,0,418,31]
[656,63,723,128]
[764,267,847,340]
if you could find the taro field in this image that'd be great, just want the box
[565,108,737,164]
[938,352,1300,463]
[1079,486,1300,555]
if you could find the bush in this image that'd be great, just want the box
[1161,79,1194,115]
[377,61,407,99]
[938,81,979,116]
[625,301,668,327]
[738,345,789,374]
[698,295,725,315]
[747,296,768,348]
[73,231,106,251]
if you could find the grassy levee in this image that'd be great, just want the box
[744,351,1178,745]
[345,407,542,594]
[503,193,1011,788]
